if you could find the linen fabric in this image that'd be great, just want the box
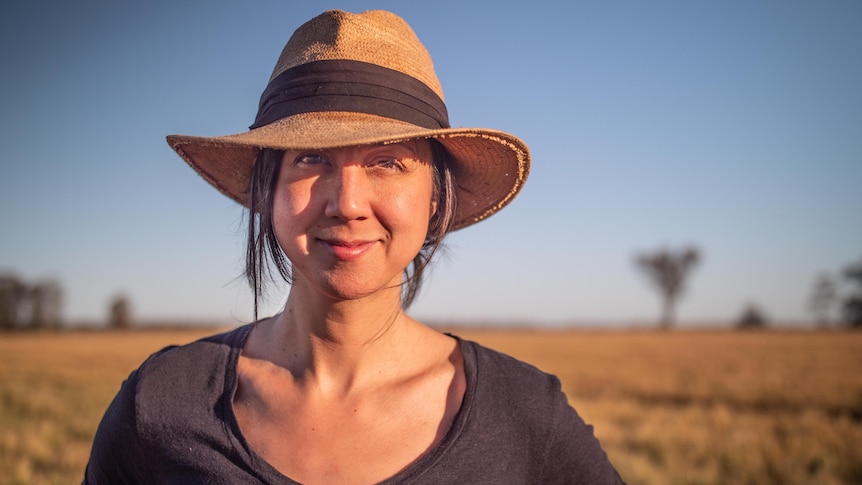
[84,325,624,484]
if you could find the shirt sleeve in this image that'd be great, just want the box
[538,385,625,484]
[83,370,153,485]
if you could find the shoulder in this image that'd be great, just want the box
[453,336,567,449]
[85,324,254,484]
[138,324,248,373]
[96,323,250,424]
[133,325,248,382]
[460,337,564,407]
[449,337,624,484]
[130,324,249,419]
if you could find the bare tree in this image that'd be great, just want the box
[0,274,65,330]
[809,273,837,328]
[0,274,27,330]
[842,258,862,328]
[635,246,701,329]
[30,279,63,329]
[108,294,133,329]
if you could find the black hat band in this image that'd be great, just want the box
[251,59,450,130]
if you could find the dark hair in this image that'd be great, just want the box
[245,140,457,320]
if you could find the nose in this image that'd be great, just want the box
[324,165,371,221]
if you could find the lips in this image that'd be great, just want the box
[318,238,378,261]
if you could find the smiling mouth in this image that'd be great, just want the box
[318,239,378,261]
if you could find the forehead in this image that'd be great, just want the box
[283,139,433,160]
[383,138,432,156]
[346,139,433,159]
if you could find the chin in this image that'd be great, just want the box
[311,271,404,302]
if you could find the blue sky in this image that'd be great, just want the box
[1,1,860,327]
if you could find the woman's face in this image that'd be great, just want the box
[272,141,436,301]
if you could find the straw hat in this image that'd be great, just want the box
[166,9,530,230]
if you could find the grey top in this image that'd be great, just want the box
[84,324,624,484]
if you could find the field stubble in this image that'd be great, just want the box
[1,327,860,484]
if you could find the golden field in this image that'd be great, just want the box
[1,327,861,484]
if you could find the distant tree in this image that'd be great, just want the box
[842,258,862,328]
[809,273,837,328]
[108,294,133,329]
[0,274,27,330]
[635,246,701,329]
[737,302,768,329]
[29,279,63,329]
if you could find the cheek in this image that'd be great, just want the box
[272,184,314,247]
[273,185,303,219]
[386,181,434,240]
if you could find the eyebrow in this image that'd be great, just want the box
[378,141,415,151]
[380,140,430,157]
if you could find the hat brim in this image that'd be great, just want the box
[166,111,529,231]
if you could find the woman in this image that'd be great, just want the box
[85,10,623,484]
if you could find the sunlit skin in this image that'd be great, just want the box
[234,140,466,484]
[273,141,436,305]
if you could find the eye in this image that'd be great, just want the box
[372,157,405,172]
[294,153,328,167]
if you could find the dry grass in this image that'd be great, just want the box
[1,327,861,484]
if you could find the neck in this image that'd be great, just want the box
[259,281,418,396]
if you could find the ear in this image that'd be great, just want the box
[429,200,438,219]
